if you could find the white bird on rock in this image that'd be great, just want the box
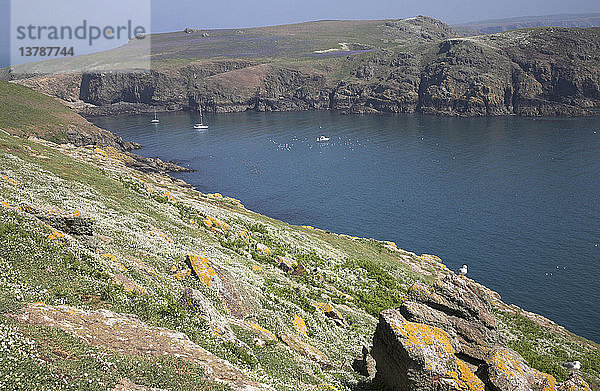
[561,361,581,371]
[457,264,468,276]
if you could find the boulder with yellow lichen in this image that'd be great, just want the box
[369,284,593,391]
[371,308,485,391]
[185,253,216,286]
[315,302,345,327]
[479,347,556,391]
[399,274,500,362]
[558,373,592,391]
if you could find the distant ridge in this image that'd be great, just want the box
[454,12,600,35]
[5,16,600,118]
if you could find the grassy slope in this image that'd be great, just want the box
[0,83,599,390]
[0,80,109,144]
[0,81,74,142]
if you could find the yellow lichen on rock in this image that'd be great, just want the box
[163,191,175,201]
[248,322,277,341]
[315,302,344,321]
[202,216,230,231]
[173,268,191,281]
[101,253,127,271]
[409,282,433,298]
[186,253,216,286]
[443,358,486,391]
[257,243,271,254]
[390,318,454,354]
[387,315,456,373]
[144,182,155,194]
[534,370,557,391]
[1,174,19,186]
[48,228,65,242]
[94,147,108,157]
[294,313,308,335]
[317,384,340,390]
[485,348,563,391]
[420,254,444,265]
[559,374,592,391]
[488,348,526,382]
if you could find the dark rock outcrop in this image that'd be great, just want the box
[352,344,377,379]
[35,211,93,236]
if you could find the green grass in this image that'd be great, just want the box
[497,309,600,388]
[0,81,71,143]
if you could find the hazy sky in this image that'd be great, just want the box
[2,0,600,67]
[150,0,600,30]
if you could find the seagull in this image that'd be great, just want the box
[561,361,581,371]
[457,264,468,276]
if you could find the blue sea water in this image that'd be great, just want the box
[92,111,600,343]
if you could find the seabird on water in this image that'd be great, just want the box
[457,264,468,276]
[561,361,581,371]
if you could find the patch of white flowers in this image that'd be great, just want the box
[0,322,42,390]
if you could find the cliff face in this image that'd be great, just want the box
[13,23,600,117]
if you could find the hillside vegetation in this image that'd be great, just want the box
[0,77,599,390]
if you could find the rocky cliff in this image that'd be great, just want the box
[9,19,600,117]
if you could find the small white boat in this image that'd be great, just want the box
[316,135,330,142]
[194,108,209,129]
[150,109,159,124]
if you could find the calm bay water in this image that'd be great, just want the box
[92,111,600,343]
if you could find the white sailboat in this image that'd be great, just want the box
[194,108,209,129]
[151,109,159,124]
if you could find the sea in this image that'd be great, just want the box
[91,110,600,343]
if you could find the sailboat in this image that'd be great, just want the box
[151,109,159,124]
[193,108,209,129]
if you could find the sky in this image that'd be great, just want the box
[1,0,600,68]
